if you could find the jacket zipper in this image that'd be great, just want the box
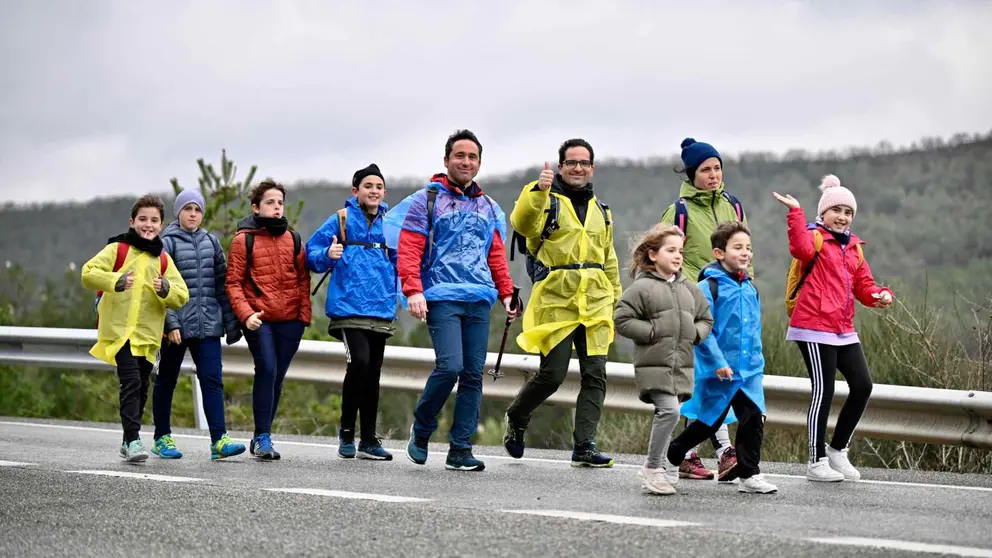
[671,281,682,372]
[841,244,853,332]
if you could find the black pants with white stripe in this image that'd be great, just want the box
[796,342,873,463]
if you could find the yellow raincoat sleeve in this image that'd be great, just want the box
[510,181,551,240]
[603,215,621,302]
[160,254,189,310]
[81,244,126,292]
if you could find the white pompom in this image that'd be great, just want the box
[819,174,841,191]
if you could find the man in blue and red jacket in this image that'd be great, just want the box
[384,129,520,472]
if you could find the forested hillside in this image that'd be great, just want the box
[4,132,991,305]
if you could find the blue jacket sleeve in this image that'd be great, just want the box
[211,235,240,335]
[694,281,728,377]
[306,213,341,274]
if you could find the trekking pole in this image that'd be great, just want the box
[488,286,522,382]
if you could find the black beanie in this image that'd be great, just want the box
[352,163,385,188]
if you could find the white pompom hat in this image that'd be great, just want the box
[816,174,857,218]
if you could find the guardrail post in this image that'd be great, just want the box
[192,376,208,432]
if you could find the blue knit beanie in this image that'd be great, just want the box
[680,137,721,170]
[174,189,206,217]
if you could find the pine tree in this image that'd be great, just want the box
[170,149,304,250]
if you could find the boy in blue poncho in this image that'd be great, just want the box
[306,163,398,461]
[666,221,778,494]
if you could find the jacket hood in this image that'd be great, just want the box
[236,214,262,232]
[699,260,752,284]
[345,196,390,215]
[678,180,727,203]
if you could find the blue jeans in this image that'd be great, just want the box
[244,320,306,436]
[413,300,491,450]
[153,337,227,443]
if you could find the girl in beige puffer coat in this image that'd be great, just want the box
[615,224,713,494]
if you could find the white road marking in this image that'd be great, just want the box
[264,488,430,503]
[0,459,35,467]
[67,470,204,483]
[4,420,992,494]
[808,536,992,557]
[502,509,700,528]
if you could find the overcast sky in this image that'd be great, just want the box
[1,1,990,204]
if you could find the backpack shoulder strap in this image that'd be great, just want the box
[424,186,440,263]
[112,242,130,272]
[336,208,348,243]
[291,230,301,256]
[722,191,746,222]
[706,276,718,303]
[243,232,255,275]
[674,198,689,235]
[812,229,824,252]
[855,244,864,267]
[158,251,168,275]
[594,197,611,226]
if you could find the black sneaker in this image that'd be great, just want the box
[445,448,485,471]
[503,413,526,459]
[571,441,614,468]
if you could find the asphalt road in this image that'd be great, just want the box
[1,417,991,557]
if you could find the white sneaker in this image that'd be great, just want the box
[738,474,778,494]
[806,457,845,482]
[639,467,676,495]
[826,446,861,480]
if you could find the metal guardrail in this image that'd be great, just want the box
[0,326,990,449]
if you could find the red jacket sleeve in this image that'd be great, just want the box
[398,229,426,297]
[225,233,255,323]
[296,245,312,325]
[488,232,514,300]
[786,207,817,262]
[852,254,892,308]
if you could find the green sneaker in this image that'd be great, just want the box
[152,435,183,459]
[211,434,247,460]
[120,439,149,462]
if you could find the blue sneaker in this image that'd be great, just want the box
[211,434,246,460]
[571,441,614,468]
[338,428,356,459]
[152,435,183,459]
[357,438,393,461]
[445,448,485,471]
[253,433,277,460]
[406,425,428,465]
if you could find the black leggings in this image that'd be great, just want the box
[340,329,388,442]
[796,342,873,462]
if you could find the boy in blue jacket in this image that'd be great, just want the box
[306,163,398,461]
[666,221,777,494]
[153,189,246,460]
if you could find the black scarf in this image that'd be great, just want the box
[108,228,164,256]
[255,216,289,236]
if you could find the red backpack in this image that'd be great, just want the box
[94,242,168,327]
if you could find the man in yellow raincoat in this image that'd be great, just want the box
[503,139,622,467]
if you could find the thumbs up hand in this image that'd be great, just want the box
[328,235,344,260]
[246,310,264,331]
[538,162,554,191]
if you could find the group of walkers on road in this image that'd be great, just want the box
[81,129,894,495]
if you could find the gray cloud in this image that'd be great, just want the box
[1,0,990,203]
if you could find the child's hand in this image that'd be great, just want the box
[123,270,135,290]
[328,236,344,260]
[246,310,264,331]
[872,291,894,308]
[772,192,801,209]
[154,276,163,292]
[716,367,734,381]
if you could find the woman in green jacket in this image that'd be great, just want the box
[660,137,750,482]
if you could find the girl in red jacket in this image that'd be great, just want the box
[226,180,312,460]
[773,175,893,483]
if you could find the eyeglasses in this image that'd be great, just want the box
[562,160,593,169]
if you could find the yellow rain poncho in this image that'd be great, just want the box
[82,242,189,366]
[512,181,622,357]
